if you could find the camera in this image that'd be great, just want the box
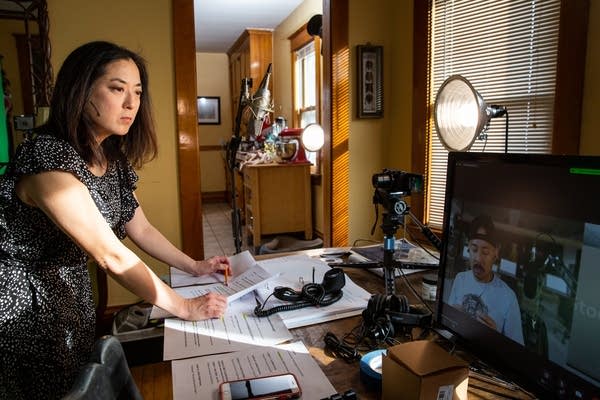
[371,169,423,229]
[372,169,423,195]
[13,115,35,131]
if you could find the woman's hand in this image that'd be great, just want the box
[183,292,228,320]
[189,255,231,277]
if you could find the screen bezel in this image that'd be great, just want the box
[435,151,600,398]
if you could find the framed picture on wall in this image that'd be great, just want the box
[197,96,221,125]
[356,45,383,118]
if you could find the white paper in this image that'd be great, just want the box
[171,341,337,400]
[151,252,279,319]
[170,251,257,288]
[163,292,293,360]
[256,255,371,329]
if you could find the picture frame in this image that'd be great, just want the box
[197,96,221,125]
[356,45,383,118]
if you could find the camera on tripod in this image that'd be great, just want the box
[372,169,423,195]
[372,169,423,226]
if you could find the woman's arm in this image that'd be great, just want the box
[124,196,230,276]
[16,170,227,320]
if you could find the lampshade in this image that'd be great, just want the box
[434,75,507,152]
[301,123,325,152]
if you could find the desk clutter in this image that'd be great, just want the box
[159,251,372,399]
[125,248,540,399]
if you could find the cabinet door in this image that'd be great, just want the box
[256,165,310,235]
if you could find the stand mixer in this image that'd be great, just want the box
[277,128,309,163]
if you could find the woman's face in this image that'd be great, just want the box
[85,58,142,143]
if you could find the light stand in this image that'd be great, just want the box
[226,65,273,254]
[226,77,251,254]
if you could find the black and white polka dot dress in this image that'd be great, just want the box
[0,134,139,399]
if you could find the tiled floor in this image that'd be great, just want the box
[202,202,249,257]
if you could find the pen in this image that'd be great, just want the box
[224,268,229,286]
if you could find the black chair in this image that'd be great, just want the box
[63,335,143,400]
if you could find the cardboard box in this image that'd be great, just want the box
[382,340,469,400]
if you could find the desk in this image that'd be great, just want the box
[130,250,535,399]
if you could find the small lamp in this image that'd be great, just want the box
[301,123,325,152]
[434,75,508,152]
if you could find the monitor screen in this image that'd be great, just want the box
[436,152,600,399]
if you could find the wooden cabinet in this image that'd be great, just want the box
[227,29,273,135]
[243,163,312,249]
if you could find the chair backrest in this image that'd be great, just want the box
[63,335,143,400]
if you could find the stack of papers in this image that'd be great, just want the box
[162,251,371,399]
[256,255,371,328]
[151,251,279,319]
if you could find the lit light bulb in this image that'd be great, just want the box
[301,123,325,152]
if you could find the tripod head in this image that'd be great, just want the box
[371,169,423,236]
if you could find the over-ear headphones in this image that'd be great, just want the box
[362,293,432,341]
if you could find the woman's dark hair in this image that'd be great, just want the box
[42,41,157,168]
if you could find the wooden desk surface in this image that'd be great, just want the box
[130,249,535,400]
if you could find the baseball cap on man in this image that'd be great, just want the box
[468,214,499,246]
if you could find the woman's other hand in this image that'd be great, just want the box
[183,292,227,320]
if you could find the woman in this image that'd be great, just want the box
[0,41,229,399]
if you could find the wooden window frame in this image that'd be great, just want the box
[290,24,322,173]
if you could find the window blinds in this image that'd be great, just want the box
[427,0,561,228]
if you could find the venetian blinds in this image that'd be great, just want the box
[426,0,561,228]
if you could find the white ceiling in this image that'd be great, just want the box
[194,0,304,53]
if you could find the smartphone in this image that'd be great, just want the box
[219,373,301,400]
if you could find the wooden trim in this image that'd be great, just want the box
[289,24,313,128]
[13,34,36,114]
[321,0,332,247]
[227,28,272,56]
[324,0,350,247]
[552,0,590,154]
[411,0,430,224]
[173,0,204,260]
[289,23,311,50]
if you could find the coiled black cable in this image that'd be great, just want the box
[323,332,361,363]
[254,282,343,317]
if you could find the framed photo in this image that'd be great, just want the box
[197,96,221,125]
[356,45,383,118]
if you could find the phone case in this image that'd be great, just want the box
[218,373,301,400]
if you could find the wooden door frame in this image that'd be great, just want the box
[173,0,204,260]
[172,0,347,253]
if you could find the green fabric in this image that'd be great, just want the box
[0,66,9,175]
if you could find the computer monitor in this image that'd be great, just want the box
[436,152,600,399]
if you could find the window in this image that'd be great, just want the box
[295,41,317,128]
[290,26,321,170]
[425,0,561,229]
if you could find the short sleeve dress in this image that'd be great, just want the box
[0,134,139,399]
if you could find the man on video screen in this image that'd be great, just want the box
[448,215,524,345]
